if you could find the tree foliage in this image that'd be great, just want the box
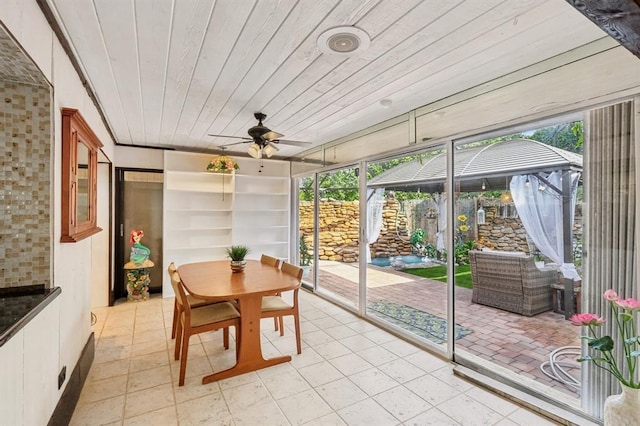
[528,121,583,153]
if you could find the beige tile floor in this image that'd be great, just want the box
[72,291,561,425]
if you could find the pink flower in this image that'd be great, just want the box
[615,298,640,311]
[579,290,640,388]
[603,289,619,301]
[569,313,605,326]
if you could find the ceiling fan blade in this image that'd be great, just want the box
[272,139,313,147]
[262,130,284,141]
[208,134,252,141]
[219,140,250,148]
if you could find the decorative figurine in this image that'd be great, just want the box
[127,229,154,268]
[124,229,154,301]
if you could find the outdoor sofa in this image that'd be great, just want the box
[469,250,557,316]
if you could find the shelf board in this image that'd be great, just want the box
[167,244,231,251]
[235,225,288,229]
[167,170,235,177]
[235,174,288,180]
[166,208,232,213]
[245,241,289,246]
[233,209,288,213]
[234,191,288,196]
[166,188,233,194]
[169,227,232,231]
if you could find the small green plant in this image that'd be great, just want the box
[299,236,312,266]
[454,240,475,265]
[533,251,545,262]
[410,228,426,246]
[442,240,476,265]
[410,228,428,256]
[423,243,437,259]
[226,245,249,261]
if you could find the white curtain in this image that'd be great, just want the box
[510,171,581,280]
[366,188,385,262]
[435,193,447,252]
[583,100,636,418]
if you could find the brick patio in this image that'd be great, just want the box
[314,262,581,400]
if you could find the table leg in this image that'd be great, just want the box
[202,294,291,384]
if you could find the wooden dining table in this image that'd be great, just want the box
[177,259,300,384]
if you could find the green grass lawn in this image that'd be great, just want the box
[400,264,473,289]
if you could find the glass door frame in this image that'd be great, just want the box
[294,161,365,315]
[293,144,458,354]
[292,174,319,291]
[290,96,638,423]
[361,143,455,357]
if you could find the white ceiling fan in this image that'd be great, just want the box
[209,112,311,158]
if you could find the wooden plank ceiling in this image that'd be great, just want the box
[45,0,608,159]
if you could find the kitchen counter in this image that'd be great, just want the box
[0,284,61,347]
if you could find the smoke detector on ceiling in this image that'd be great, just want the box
[317,26,370,56]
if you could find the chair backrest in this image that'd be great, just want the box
[281,261,303,281]
[170,271,188,311]
[260,254,281,268]
[168,262,177,275]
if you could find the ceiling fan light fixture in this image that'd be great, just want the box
[263,142,279,158]
[317,26,370,56]
[247,143,262,159]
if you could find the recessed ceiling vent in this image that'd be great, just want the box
[317,26,370,56]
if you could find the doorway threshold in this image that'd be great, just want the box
[453,365,600,426]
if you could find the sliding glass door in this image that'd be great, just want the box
[451,122,588,404]
[298,175,315,287]
[312,166,360,308]
[365,146,451,350]
[293,100,637,419]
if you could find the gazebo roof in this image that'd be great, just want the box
[368,138,583,193]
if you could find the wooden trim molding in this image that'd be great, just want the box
[61,108,103,242]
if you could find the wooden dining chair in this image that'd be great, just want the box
[260,262,303,354]
[168,262,216,339]
[170,271,240,386]
[260,254,283,330]
[260,254,281,268]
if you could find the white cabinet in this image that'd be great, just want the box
[0,296,60,426]
[163,152,290,296]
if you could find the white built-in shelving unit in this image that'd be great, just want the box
[233,173,290,260]
[162,151,290,296]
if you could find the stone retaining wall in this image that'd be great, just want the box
[299,200,360,262]
[299,197,583,262]
[369,198,413,259]
[476,203,529,252]
[299,198,413,263]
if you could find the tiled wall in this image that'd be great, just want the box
[0,29,49,86]
[0,81,51,288]
[0,24,52,288]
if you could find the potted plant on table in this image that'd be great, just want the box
[299,236,312,278]
[571,289,640,424]
[226,245,249,273]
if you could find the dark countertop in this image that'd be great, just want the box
[0,285,61,347]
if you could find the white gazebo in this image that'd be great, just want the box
[368,138,583,283]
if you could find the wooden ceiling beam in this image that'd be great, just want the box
[565,0,640,59]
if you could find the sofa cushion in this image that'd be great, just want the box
[479,248,527,257]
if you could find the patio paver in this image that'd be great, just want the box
[313,262,581,399]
